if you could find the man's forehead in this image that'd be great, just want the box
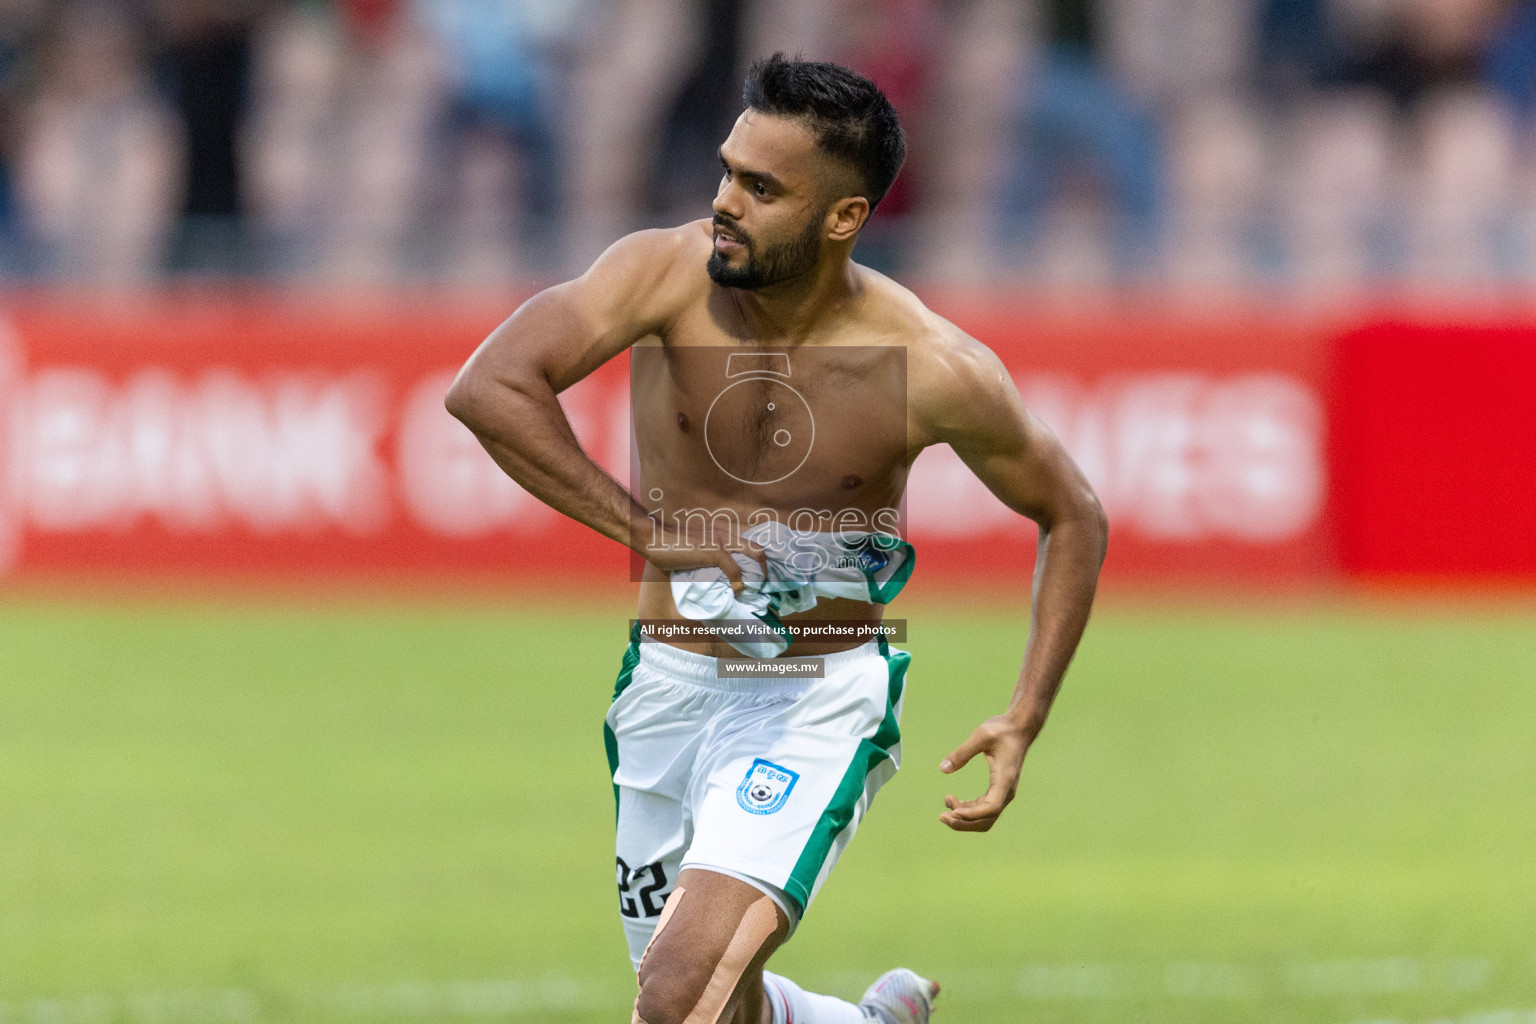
[721,110,820,180]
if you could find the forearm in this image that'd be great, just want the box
[1005,505,1108,738]
[448,373,647,551]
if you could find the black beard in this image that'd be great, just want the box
[706,215,823,290]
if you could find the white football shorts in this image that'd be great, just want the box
[603,627,909,968]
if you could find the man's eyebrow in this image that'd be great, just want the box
[718,149,785,191]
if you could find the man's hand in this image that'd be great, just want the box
[938,715,1034,832]
[637,523,768,595]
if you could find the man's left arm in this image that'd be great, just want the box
[914,332,1109,833]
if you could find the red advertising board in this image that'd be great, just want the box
[0,295,633,581]
[0,294,1343,585]
[11,292,1531,586]
[1333,319,1536,578]
[920,298,1336,583]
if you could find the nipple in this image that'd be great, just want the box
[841,474,863,490]
[678,412,690,432]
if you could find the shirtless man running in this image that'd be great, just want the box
[447,54,1108,1024]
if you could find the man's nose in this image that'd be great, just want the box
[712,179,743,222]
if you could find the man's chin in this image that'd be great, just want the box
[706,252,762,289]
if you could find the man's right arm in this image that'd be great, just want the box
[446,227,680,556]
[445,225,755,582]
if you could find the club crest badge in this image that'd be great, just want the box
[840,534,891,573]
[736,758,799,815]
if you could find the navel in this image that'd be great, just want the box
[677,412,690,432]
[841,474,863,490]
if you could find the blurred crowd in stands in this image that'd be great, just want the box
[0,0,1534,288]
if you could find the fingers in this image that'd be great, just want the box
[717,543,768,595]
[939,724,1022,833]
[737,540,769,572]
[939,785,1011,831]
[716,547,745,594]
[940,729,988,775]
[944,771,1014,821]
[940,808,1001,832]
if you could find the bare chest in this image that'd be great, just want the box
[630,330,910,519]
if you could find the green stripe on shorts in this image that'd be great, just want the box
[603,624,643,820]
[783,642,909,912]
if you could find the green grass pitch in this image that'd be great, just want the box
[2,591,1533,1024]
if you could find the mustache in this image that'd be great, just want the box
[712,216,752,247]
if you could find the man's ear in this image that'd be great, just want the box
[825,196,870,242]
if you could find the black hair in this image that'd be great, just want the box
[742,53,906,211]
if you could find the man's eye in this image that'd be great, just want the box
[754,183,769,197]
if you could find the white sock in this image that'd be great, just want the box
[762,971,868,1024]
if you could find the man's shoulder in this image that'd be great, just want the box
[603,220,714,267]
[850,269,1013,442]
[852,266,999,386]
[578,221,714,319]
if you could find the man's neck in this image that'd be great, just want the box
[726,255,862,344]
